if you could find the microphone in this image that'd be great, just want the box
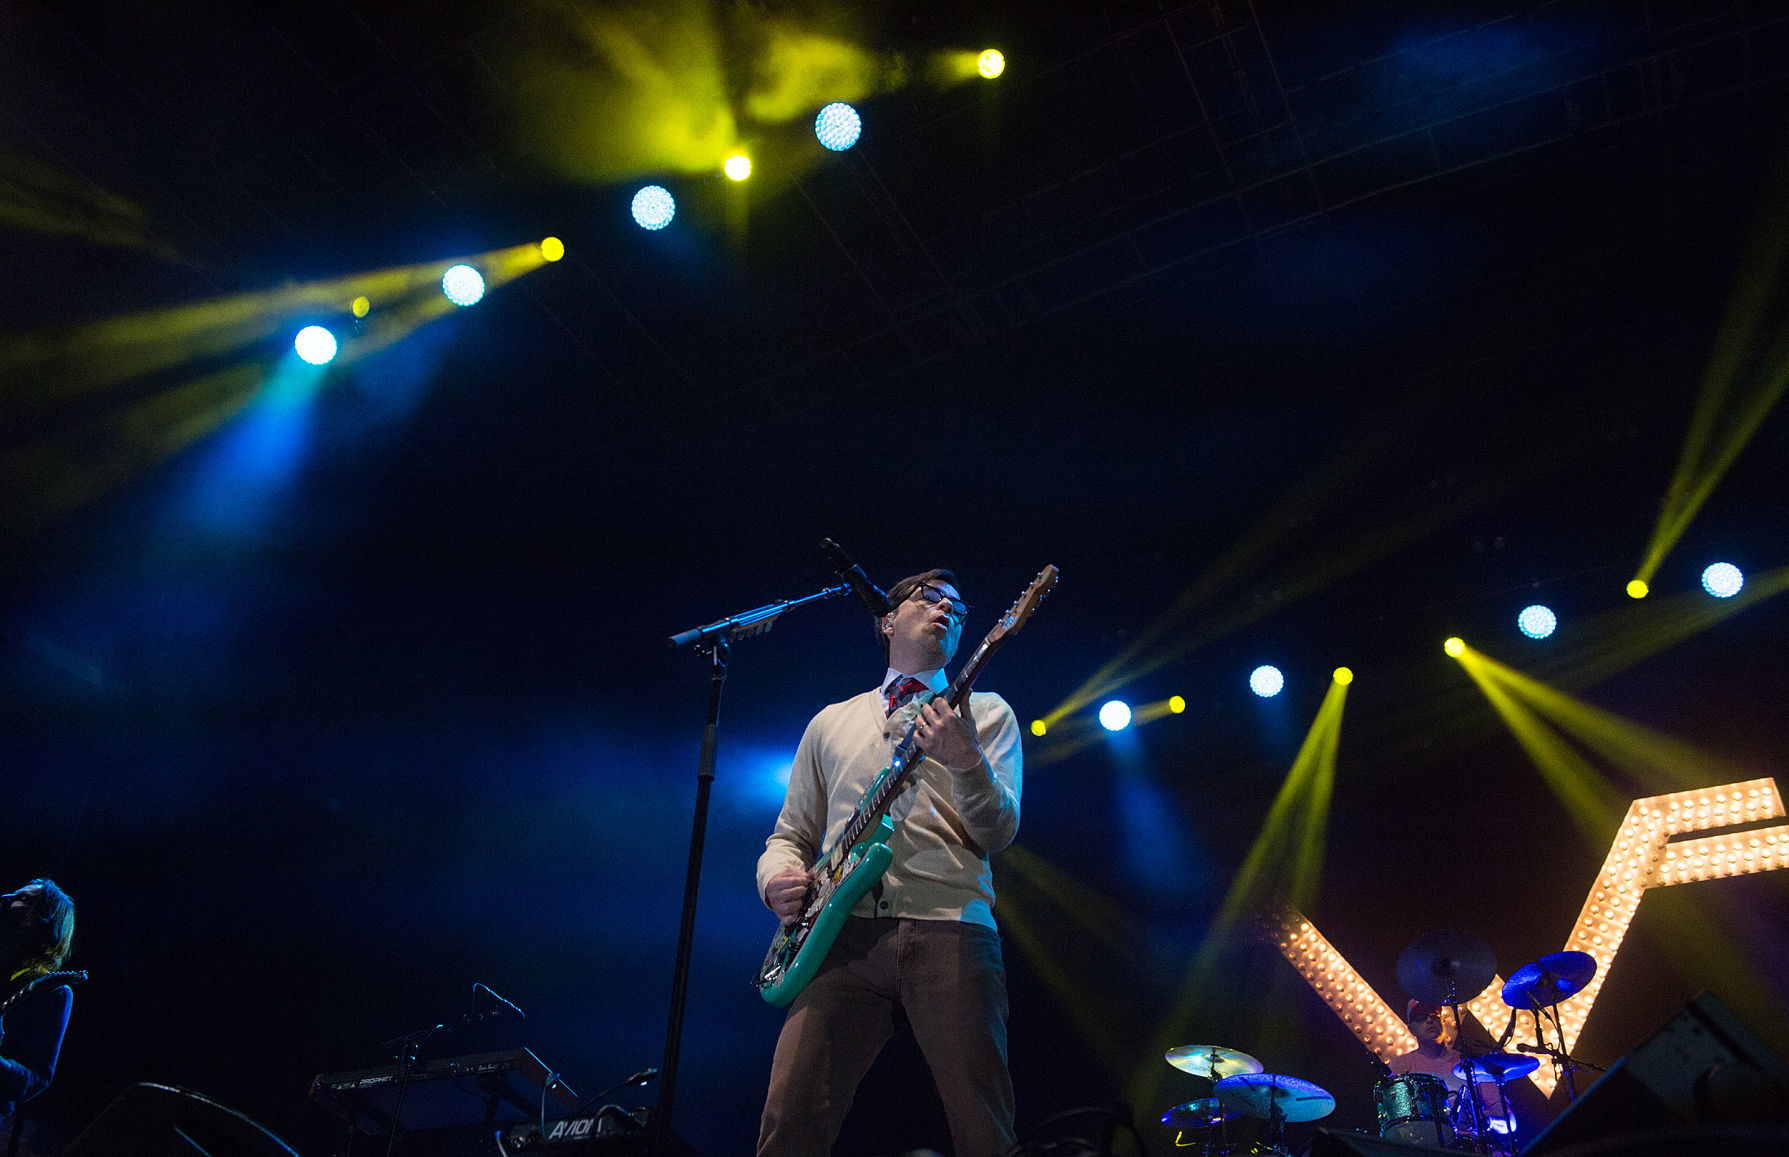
[472,982,525,1021]
[820,538,890,616]
[1515,1042,1550,1055]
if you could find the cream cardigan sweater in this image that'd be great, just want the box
[757,686,1023,930]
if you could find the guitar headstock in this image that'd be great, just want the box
[986,565,1059,645]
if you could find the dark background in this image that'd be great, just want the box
[3,2,1788,1155]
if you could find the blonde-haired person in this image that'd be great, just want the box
[0,880,76,1135]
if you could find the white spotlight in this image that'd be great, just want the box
[1249,665,1284,698]
[293,325,338,365]
[1098,700,1132,732]
[1517,605,1558,639]
[631,185,676,230]
[814,102,862,151]
[441,265,485,307]
[1701,562,1744,598]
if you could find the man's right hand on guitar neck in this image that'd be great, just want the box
[765,867,816,927]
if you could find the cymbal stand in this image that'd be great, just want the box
[1452,1053,1493,1156]
[1484,1071,1518,1156]
[1206,1048,1230,1157]
[1267,1076,1287,1157]
[1527,1005,1603,1103]
[1441,979,1491,1154]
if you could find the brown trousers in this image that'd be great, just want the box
[756,916,1017,1157]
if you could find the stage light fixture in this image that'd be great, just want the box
[1168,696,1186,715]
[814,102,862,151]
[978,49,1005,78]
[1030,720,1047,738]
[441,264,485,307]
[1701,562,1744,598]
[724,154,752,181]
[1332,667,1353,686]
[1517,604,1557,639]
[1248,665,1283,698]
[1627,579,1649,599]
[1098,700,1132,732]
[1444,637,1465,657]
[351,296,371,319]
[293,325,338,365]
[540,236,565,261]
[631,186,676,231]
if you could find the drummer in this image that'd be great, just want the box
[1389,1001,1507,1131]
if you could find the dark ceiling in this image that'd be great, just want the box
[3,2,1788,1155]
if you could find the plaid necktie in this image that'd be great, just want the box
[884,676,927,716]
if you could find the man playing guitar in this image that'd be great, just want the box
[756,568,1023,1157]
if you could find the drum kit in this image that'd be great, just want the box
[1159,1044,1334,1155]
[1158,933,1603,1155]
[1377,931,1603,1153]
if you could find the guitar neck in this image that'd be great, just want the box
[841,635,1009,848]
[825,564,1057,871]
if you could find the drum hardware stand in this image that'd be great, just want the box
[1519,1006,1604,1103]
[1208,1049,1232,1157]
[1440,981,1494,1154]
[1265,1076,1287,1156]
[1472,1065,1520,1157]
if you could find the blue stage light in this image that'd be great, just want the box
[441,264,485,306]
[1701,562,1744,598]
[1098,700,1132,732]
[1517,604,1557,639]
[632,185,675,230]
[293,325,338,365]
[1249,665,1284,698]
[814,102,862,151]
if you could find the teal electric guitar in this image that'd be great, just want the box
[754,564,1059,1007]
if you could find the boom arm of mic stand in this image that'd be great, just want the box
[667,585,847,649]
[656,580,847,1150]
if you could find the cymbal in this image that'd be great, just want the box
[1397,930,1497,1005]
[1164,1044,1265,1079]
[1454,1052,1541,1083]
[1160,1097,1236,1129]
[1501,951,1596,1010]
[1214,1073,1336,1123]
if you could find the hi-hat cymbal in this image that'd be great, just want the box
[1501,951,1596,1010]
[1213,1073,1336,1123]
[1454,1052,1541,1084]
[1397,930,1497,1005]
[1160,1097,1236,1129]
[1164,1045,1265,1079]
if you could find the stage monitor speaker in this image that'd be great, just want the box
[1521,990,1789,1156]
[65,1083,304,1157]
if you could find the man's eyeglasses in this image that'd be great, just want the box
[909,584,970,621]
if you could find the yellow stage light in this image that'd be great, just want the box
[351,296,371,319]
[1167,696,1186,714]
[1030,720,1047,737]
[1332,667,1353,685]
[978,49,1005,79]
[1444,637,1465,657]
[724,154,752,181]
[1627,579,1649,599]
[540,237,565,262]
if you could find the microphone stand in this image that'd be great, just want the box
[371,990,522,1157]
[656,583,850,1156]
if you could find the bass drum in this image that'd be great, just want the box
[1374,1073,1454,1147]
